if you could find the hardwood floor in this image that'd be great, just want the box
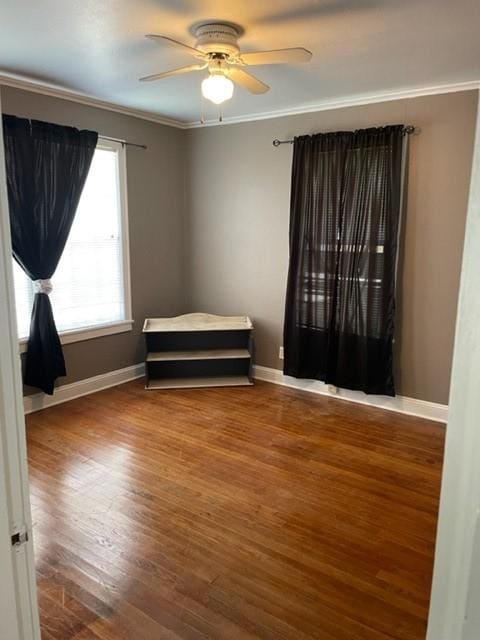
[26,379,445,640]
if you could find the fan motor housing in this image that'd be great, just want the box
[194,23,240,57]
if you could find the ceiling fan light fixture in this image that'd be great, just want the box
[201,73,234,105]
[141,22,313,112]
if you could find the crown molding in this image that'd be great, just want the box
[184,80,480,128]
[1,72,478,132]
[0,72,187,129]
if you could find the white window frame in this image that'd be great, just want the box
[18,139,133,353]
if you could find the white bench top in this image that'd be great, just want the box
[143,313,253,333]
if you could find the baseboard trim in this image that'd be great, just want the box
[23,363,145,414]
[23,361,448,423]
[252,365,448,423]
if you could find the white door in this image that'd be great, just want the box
[426,92,480,639]
[0,90,41,639]
[464,515,480,639]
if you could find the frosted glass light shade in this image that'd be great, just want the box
[201,74,234,105]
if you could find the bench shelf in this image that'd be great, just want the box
[143,313,254,390]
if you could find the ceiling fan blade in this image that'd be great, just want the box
[240,48,312,65]
[139,63,207,82]
[228,68,270,94]
[145,34,205,58]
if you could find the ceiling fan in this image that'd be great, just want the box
[139,22,312,106]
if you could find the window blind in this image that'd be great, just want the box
[13,146,127,339]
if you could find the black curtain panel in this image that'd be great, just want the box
[284,125,404,396]
[2,115,98,395]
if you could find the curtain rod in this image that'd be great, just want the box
[272,125,418,147]
[99,135,147,150]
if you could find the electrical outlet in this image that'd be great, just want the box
[279,346,284,360]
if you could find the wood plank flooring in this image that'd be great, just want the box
[26,379,445,640]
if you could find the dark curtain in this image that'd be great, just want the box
[2,115,98,395]
[284,125,404,396]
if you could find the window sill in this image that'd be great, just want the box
[18,319,134,354]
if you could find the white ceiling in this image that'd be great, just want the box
[1,0,479,126]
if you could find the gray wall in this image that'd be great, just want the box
[184,91,478,404]
[1,86,186,390]
[3,87,476,404]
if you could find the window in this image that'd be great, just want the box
[284,126,404,396]
[13,140,132,347]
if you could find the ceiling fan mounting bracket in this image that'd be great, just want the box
[194,22,241,57]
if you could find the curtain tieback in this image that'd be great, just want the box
[33,279,53,295]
